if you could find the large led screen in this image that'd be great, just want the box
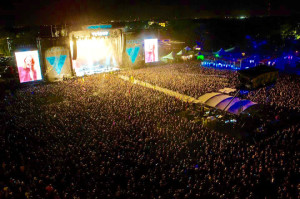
[144,39,158,63]
[15,50,42,83]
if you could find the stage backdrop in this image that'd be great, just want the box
[44,46,72,81]
[70,29,124,76]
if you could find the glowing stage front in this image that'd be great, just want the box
[70,29,124,76]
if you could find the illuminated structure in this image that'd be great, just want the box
[144,39,159,63]
[198,92,257,115]
[44,46,72,81]
[15,50,43,83]
[69,26,124,76]
[201,60,241,70]
[201,47,262,70]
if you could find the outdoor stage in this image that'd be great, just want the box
[69,27,124,76]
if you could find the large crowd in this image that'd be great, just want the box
[120,62,300,111]
[120,62,238,99]
[0,63,299,198]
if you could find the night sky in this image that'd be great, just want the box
[0,0,297,25]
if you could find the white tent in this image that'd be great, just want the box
[177,50,183,56]
[161,52,174,60]
[198,92,221,103]
[193,45,201,50]
[197,92,257,115]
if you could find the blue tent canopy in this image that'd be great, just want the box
[214,48,226,56]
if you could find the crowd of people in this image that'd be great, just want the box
[120,62,300,111]
[0,63,299,198]
[120,62,238,99]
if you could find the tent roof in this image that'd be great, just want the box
[197,92,257,115]
[177,50,183,55]
[227,100,257,115]
[184,46,191,51]
[162,52,174,60]
[206,94,232,107]
[214,48,225,55]
[198,92,221,103]
[224,47,236,52]
[224,47,241,53]
[216,97,241,111]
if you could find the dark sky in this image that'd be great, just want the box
[0,0,297,25]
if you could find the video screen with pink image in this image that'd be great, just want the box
[15,50,42,83]
[144,39,158,63]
